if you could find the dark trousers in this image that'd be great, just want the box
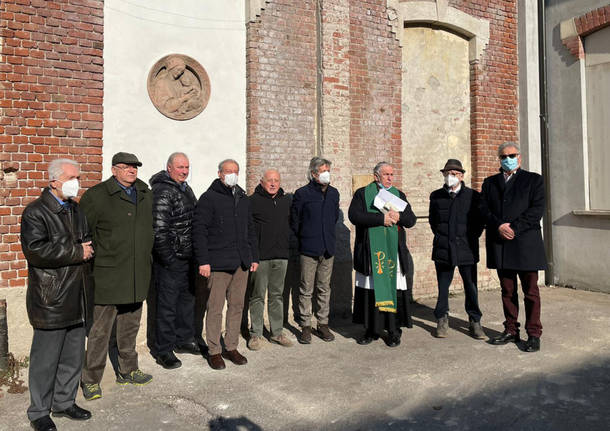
[154,261,195,354]
[434,262,482,321]
[82,303,142,384]
[27,324,85,421]
[497,269,542,337]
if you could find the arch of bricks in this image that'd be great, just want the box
[560,5,610,59]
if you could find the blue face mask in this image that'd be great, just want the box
[501,156,519,172]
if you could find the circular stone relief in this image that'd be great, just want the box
[147,54,211,121]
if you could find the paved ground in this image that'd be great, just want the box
[1,286,609,431]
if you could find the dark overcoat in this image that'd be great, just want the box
[428,184,483,267]
[192,179,259,271]
[479,169,547,271]
[21,188,93,329]
[80,177,154,304]
[348,184,417,276]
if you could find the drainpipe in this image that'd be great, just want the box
[538,0,554,285]
[315,0,323,157]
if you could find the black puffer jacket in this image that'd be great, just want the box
[428,184,484,266]
[250,184,291,260]
[150,171,198,267]
[192,179,259,271]
[20,188,92,329]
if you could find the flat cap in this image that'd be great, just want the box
[111,152,142,167]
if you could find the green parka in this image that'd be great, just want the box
[80,177,154,304]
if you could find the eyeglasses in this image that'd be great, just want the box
[499,154,519,160]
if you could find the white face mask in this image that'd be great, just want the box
[61,178,80,199]
[444,174,459,188]
[318,171,331,185]
[224,172,238,187]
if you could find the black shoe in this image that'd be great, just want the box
[174,341,201,355]
[30,415,57,431]
[385,331,401,348]
[357,331,379,345]
[490,330,520,345]
[524,336,540,352]
[52,404,91,420]
[155,351,182,369]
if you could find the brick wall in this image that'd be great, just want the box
[245,0,317,194]
[0,0,103,288]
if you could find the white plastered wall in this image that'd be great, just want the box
[103,0,246,197]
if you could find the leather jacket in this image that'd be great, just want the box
[20,188,92,329]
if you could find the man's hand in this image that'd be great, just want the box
[81,241,94,261]
[250,262,259,272]
[498,223,515,240]
[199,264,211,278]
[384,210,400,226]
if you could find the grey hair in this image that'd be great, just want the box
[261,168,280,180]
[48,158,78,181]
[307,157,332,180]
[373,161,392,177]
[167,152,189,167]
[218,158,240,172]
[497,142,520,156]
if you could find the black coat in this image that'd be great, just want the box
[428,184,483,266]
[20,188,93,329]
[192,179,259,271]
[150,171,198,267]
[348,184,417,276]
[290,180,340,257]
[249,184,291,260]
[480,169,547,271]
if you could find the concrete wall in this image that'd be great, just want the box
[103,0,246,197]
[545,0,610,293]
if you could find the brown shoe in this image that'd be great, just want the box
[316,324,335,342]
[207,354,226,370]
[298,326,312,344]
[270,333,294,347]
[221,349,248,365]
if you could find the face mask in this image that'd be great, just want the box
[444,174,459,188]
[61,178,79,199]
[318,171,331,185]
[224,173,238,187]
[501,157,519,172]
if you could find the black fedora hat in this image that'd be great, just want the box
[440,159,465,173]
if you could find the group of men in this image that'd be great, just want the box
[21,142,546,430]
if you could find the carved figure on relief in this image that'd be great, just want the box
[147,54,211,121]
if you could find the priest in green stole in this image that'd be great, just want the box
[349,162,417,347]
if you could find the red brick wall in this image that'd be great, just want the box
[247,0,517,298]
[348,0,403,187]
[245,1,318,194]
[0,0,103,288]
[454,0,520,189]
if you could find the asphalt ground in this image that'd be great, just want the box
[1,286,609,431]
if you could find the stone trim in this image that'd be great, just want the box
[560,5,610,60]
[246,0,271,23]
[387,0,490,62]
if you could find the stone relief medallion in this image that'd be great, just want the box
[147,54,211,121]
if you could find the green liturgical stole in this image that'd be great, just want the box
[364,182,399,313]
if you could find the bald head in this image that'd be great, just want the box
[261,169,281,197]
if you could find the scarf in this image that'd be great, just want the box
[364,182,398,313]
